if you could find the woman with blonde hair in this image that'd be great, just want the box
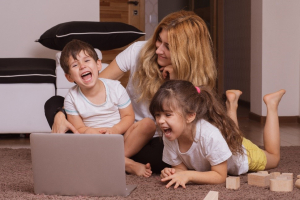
[45,10,238,177]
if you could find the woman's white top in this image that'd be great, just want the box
[116,41,161,137]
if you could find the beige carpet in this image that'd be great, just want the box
[1,147,300,200]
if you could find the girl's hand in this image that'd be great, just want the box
[52,112,79,133]
[161,171,189,189]
[159,65,176,80]
[160,167,176,179]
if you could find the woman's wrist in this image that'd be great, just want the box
[55,107,67,119]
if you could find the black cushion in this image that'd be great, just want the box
[36,21,145,51]
[0,58,56,84]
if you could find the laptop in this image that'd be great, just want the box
[30,133,137,197]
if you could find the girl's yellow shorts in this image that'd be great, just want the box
[242,138,267,171]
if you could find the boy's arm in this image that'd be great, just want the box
[161,161,228,188]
[100,104,135,134]
[67,114,98,134]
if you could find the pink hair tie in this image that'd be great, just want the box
[195,86,201,93]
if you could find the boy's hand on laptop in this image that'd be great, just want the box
[83,127,102,134]
[98,127,118,134]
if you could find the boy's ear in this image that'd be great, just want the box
[97,59,102,72]
[65,73,74,83]
[186,113,196,124]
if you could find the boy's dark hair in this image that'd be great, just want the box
[60,39,99,74]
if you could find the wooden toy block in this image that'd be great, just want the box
[257,171,268,174]
[295,179,300,189]
[281,173,293,180]
[248,173,271,187]
[226,176,240,190]
[297,174,300,179]
[270,178,293,192]
[270,172,281,179]
[276,175,288,180]
[203,191,218,200]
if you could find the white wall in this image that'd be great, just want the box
[0,0,99,59]
[251,0,300,116]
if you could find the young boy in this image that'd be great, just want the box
[60,39,152,177]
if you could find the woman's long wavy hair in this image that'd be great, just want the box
[149,80,244,156]
[133,10,217,103]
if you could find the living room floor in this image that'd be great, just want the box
[1,104,300,148]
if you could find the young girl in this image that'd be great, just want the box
[149,80,285,188]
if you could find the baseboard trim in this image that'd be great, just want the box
[249,112,299,124]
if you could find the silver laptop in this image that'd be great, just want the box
[30,133,137,197]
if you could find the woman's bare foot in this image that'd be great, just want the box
[125,158,152,177]
[225,90,242,127]
[263,89,286,109]
[226,90,242,110]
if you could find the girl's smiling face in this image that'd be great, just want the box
[155,108,184,141]
[154,102,195,141]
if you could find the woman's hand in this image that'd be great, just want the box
[159,65,176,80]
[161,171,189,189]
[52,112,79,133]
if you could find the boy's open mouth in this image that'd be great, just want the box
[81,72,92,81]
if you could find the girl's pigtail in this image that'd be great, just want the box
[197,86,244,156]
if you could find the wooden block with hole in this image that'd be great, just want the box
[226,176,240,190]
[248,173,271,187]
[270,176,293,192]
[203,191,218,200]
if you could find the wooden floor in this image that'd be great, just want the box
[1,104,300,149]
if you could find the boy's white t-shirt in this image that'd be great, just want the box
[162,119,249,175]
[116,41,160,137]
[64,78,131,128]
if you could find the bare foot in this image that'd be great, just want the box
[226,90,243,110]
[125,158,152,177]
[263,89,286,109]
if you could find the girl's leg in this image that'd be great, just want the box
[123,118,156,177]
[263,89,286,169]
[225,90,242,127]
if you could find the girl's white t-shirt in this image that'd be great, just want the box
[64,78,131,128]
[162,119,249,175]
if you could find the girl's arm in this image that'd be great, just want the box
[99,59,125,80]
[98,104,135,134]
[161,161,228,188]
